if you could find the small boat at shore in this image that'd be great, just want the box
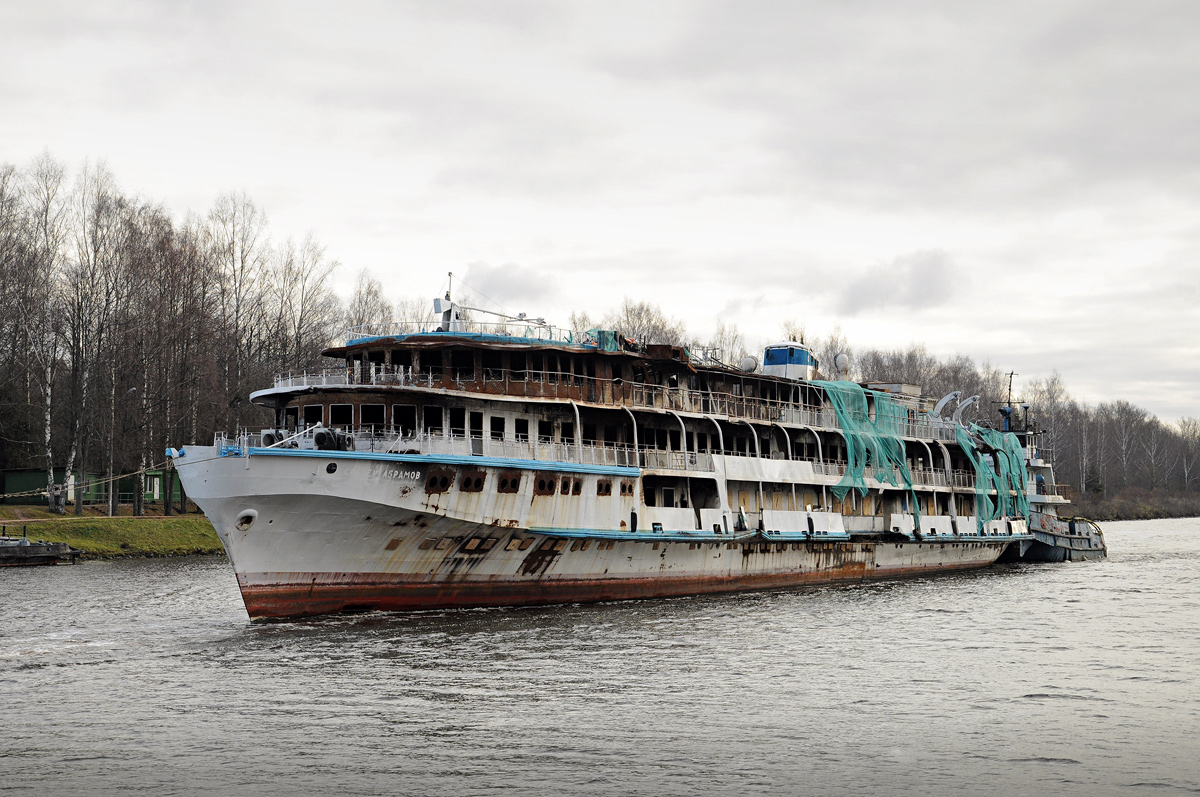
[0,533,80,566]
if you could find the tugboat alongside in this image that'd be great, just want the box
[169,293,1103,619]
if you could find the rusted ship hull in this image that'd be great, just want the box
[172,443,1017,618]
[237,552,1002,618]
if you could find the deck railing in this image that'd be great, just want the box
[342,320,576,346]
[212,427,1016,496]
[266,367,960,443]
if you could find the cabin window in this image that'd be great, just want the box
[419,352,443,379]
[515,418,529,442]
[620,481,635,497]
[560,422,574,443]
[510,354,526,382]
[697,432,708,452]
[597,479,612,496]
[449,407,466,437]
[655,429,668,449]
[423,405,443,435]
[329,404,353,428]
[490,416,505,441]
[583,424,597,445]
[360,404,385,431]
[303,405,324,426]
[529,354,544,382]
[604,425,618,446]
[460,470,485,492]
[482,350,503,380]
[284,406,299,429]
[662,487,675,507]
[538,420,553,443]
[392,404,417,436]
[451,350,474,381]
[644,486,657,507]
[392,350,412,369]
[534,474,557,496]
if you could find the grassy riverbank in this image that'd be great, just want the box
[0,513,223,558]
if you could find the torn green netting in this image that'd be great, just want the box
[813,381,920,529]
[955,423,1030,532]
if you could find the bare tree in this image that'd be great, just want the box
[814,325,852,379]
[207,191,268,421]
[344,269,394,333]
[707,320,747,365]
[396,296,432,326]
[603,298,689,347]
[568,310,596,342]
[1179,417,1200,492]
[20,153,68,510]
[1101,400,1148,490]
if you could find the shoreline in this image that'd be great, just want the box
[0,515,224,559]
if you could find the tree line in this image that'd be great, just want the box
[0,154,377,512]
[2,154,1193,518]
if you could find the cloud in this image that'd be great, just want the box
[458,260,559,312]
[836,250,953,315]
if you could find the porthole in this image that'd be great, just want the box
[326,462,337,474]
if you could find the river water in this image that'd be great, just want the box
[2,518,1198,796]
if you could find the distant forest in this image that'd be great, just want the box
[2,155,1196,519]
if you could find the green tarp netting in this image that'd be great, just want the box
[955,423,1030,532]
[586,329,623,352]
[813,381,921,530]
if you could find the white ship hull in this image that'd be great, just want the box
[176,445,1022,619]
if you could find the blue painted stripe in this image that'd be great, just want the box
[246,447,640,476]
[527,526,852,542]
[524,527,1027,543]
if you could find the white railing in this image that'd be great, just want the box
[215,428,715,472]
[265,367,962,444]
[342,319,575,346]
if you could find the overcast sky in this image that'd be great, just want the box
[2,1,1197,420]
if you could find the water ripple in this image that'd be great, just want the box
[1,521,1199,795]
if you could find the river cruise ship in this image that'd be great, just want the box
[169,296,1101,619]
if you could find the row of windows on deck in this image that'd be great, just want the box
[285,401,829,457]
